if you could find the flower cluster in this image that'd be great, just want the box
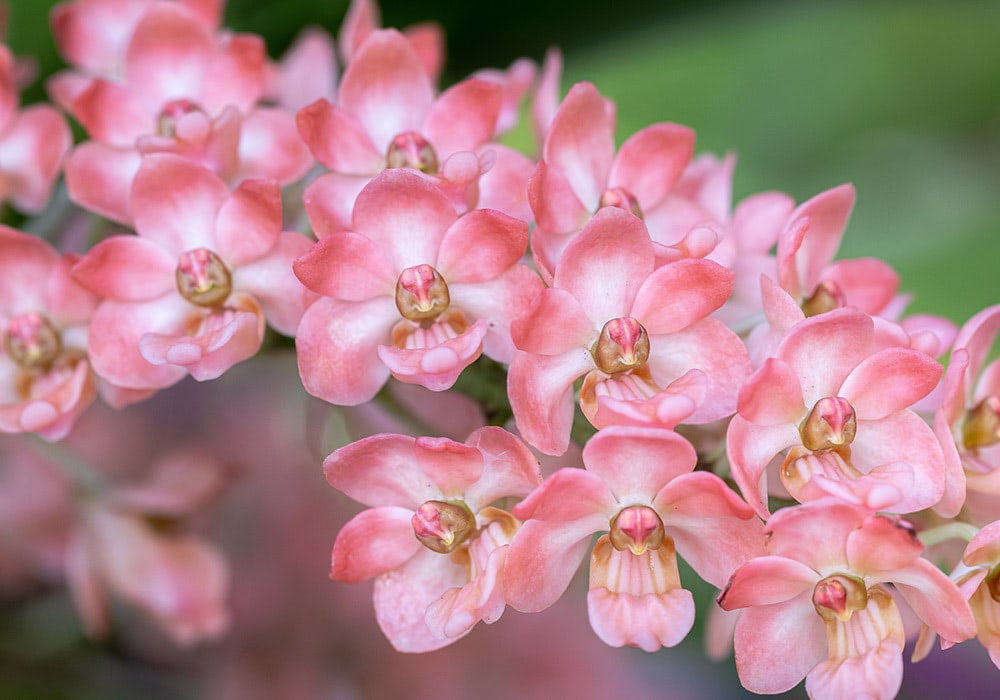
[1,1,998,698]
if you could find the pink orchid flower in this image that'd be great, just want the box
[294,168,542,405]
[52,3,311,224]
[505,426,763,651]
[72,153,314,391]
[933,304,1000,522]
[508,206,751,455]
[727,307,946,518]
[325,426,542,652]
[718,500,975,698]
[950,520,1000,668]
[0,46,71,214]
[0,227,98,440]
[296,28,507,234]
[528,81,696,282]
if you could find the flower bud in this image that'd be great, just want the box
[156,99,207,139]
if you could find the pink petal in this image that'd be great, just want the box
[233,231,316,335]
[849,412,945,513]
[423,78,502,157]
[764,501,861,570]
[295,296,396,405]
[609,122,694,208]
[582,426,697,503]
[821,257,899,314]
[631,258,734,335]
[324,432,437,507]
[201,33,266,113]
[554,207,653,326]
[351,169,455,270]
[887,559,976,644]
[731,191,795,254]
[413,435,485,497]
[64,143,141,224]
[510,287,595,356]
[130,154,229,252]
[71,235,175,300]
[463,427,544,509]
[339,29,433,151]
[292,231,396,300]
[270,27,336,112]
[733,593,827,694]
[0,105,71,213]
[338,0,378,63]
[123,4,215,103]
[436,209,528,283]
[302,170,370,237]
[295,98,381,174]
[507,348,595,456]
[373,547,466,652]
[543,82,615,211]
[587,536,695,651]
[725,417,799,518]
[840,347,942,419]
[212,178,282,266]
[330,506,421,582]
[236,107,314,185]
[527,158,590,235]
[845,513,922,574]
[376,319,486,391]
[504,517,605,613]
[718,556,818,610]
[87,297,190,390]
[138,300,264,381]
[776,307,874,405]
[449,265,546,363]
[512,467,615,522]
[68,79,150,145]
[654,471,763,587]
[778,183,855,296]
[737,357,806,426]
[645,317,751,424]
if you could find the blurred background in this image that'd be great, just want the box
[2,0,999,698]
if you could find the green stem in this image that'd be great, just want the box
[918,521,980,548]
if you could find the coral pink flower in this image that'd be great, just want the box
[51,0,224,79]
[508,207,751,455]
[52,3,310,223]
[718,500,975,698]
[294,168,542,405]
[67,448,230,646]
[0,46,71,214]
[505,426,763,651]
[337,0,444,82]
[951,520,1000,668]
[296,28,506,233]
[325,427,542,652]
[0,227,98,441]
[934,304,1000,523]
[528,81,697,282]
[72,154,314,391]
[727,307,946,518]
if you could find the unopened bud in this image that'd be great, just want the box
[813,573,868,622]
[608,505,665,555]
[156,99,206,139]
[411,500,476,554]
[4,312,62,371]
[394,264,450,322]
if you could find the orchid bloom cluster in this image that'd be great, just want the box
[1,1,998,698]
